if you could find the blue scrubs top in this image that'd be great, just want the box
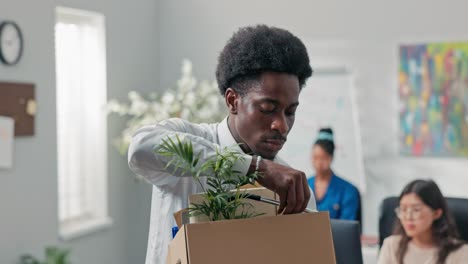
[308,174,359,220]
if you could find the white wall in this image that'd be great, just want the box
[156,0,468,235]
[0,0,157,263]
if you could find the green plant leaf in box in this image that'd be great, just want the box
[157,135,262,221]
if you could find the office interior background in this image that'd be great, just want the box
[1,0,468,263]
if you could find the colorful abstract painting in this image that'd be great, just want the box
[399,43,468,156]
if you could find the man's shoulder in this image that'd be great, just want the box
[162,117,220,128]
[160,118,220,136]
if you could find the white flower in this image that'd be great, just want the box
[107,99,129,116]
[184,92,195,106]
[181,59,192,76]
[177,76,197,95]
[198,108,213,120]
[162,92,175,105]
[180,108,191,120]
[169,103,182,115]
[151,101,161,112]
[128,91,141,101]
[107,59,227,156]
[129,100,149,116]
[107,99,121,113]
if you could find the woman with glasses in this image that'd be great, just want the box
[378,179,468,264]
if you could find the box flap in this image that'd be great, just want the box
[173,208,189,228]
[166,225,189,264]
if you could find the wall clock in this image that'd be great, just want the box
[0,21,23,65]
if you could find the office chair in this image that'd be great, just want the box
[357,190,362,233]
[331,219,363,264]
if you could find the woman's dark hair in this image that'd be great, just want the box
[314,128,335,156]
[215,24,313,96]
[394,179,463,264]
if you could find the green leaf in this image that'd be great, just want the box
[19,255,40,264]
[157,135,261,221]
[19,247,70,264]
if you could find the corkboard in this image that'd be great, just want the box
[0,82,35,136]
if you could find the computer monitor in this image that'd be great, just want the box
[330,219,363,264]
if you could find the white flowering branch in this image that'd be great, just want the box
[107,59,227,155]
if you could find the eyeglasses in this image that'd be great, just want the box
[394,206,427,220]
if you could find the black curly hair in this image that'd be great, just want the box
[215,25,313,96]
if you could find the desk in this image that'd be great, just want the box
[362,245,379,264]
[361,235,379,264]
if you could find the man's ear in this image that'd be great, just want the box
[225,88,239,114]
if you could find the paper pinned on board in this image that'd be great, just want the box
[0,116,14,169]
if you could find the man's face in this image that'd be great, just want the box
[226,71,300,159]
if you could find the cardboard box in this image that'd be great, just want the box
[166,212,336,264]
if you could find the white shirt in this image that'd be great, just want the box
[128,117,317,264]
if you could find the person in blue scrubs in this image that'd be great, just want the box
[307,128,360,220]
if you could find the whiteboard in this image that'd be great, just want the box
[280,69,366,192]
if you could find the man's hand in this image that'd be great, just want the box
[255,158,311,214]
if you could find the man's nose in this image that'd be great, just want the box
[270,113,289,135]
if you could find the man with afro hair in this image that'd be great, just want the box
[129,24,315,264]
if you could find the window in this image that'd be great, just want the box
[55,7,111,240]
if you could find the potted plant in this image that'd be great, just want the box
[19,247,70,264]
[157,135,262,220]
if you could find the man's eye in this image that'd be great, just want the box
[259,104,276,113]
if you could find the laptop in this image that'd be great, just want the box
[330,219,363,264]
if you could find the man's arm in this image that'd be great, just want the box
[129,118,312,214]
[128,118,252,186]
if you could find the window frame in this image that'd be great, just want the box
[55,6,112,241]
